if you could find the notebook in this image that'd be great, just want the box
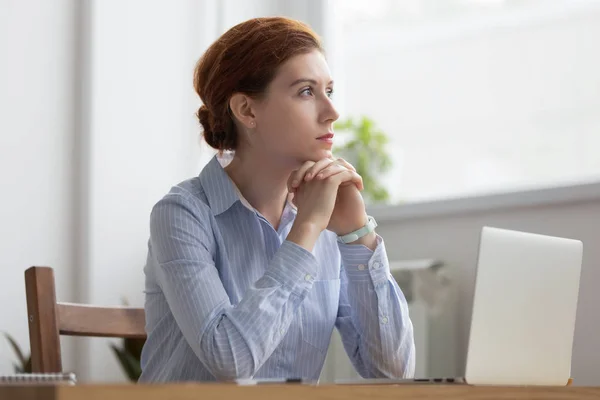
[0,372,77,385]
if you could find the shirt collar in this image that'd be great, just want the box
[199,154,297,217]
[199,154,241,216]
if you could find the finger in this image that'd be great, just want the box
[314,163,347,180]
[334,157,356,172]
[304,158,335,182]
[313,157,356,179]
[336,159,362,190]
[327,169,364,191]
[292,161,316,187]
[288,161,315,191]
[287,171,297,193]
[317,163,363,191]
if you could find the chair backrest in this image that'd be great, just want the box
[25,266,146,373]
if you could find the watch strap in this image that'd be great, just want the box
[337,216,378,244]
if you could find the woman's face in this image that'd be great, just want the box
[251,50,339,167]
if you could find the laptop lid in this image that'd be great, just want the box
[465,226,583,386]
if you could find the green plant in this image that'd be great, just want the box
[334,116,393,204]
[109,298,146,382]
[2,332,32,373]
[110,336,145,382]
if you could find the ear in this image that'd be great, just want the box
[229,93,256,129]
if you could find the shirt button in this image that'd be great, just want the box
[382,316,389,324]
[372,261,381,269]
[304,274,313,282]
[281,329,285,335]
[358,264,366,271]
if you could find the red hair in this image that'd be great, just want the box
[193,17,323,151]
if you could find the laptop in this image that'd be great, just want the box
[338,226,583,386]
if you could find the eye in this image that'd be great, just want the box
[299,87,334,99]
[300,87,313,97]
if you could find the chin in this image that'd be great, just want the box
[312,149,332,161]
[288,149,333,166]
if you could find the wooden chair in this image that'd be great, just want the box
[25,266,146,373]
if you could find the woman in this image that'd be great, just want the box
[140,16,414,382]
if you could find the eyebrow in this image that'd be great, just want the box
[289,78,334,88]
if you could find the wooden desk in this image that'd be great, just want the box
[2,383,600,400]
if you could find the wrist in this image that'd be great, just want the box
[336,215,377,247]
[336,214,368,236]
[287,220,322,252]
[348,231,378,250]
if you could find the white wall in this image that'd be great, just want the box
[0,0,331,381]
[0,0,214,380]
[370,186,600,385]
[81,0,213,382]
[341,2,600,202]
[0,0,77,375]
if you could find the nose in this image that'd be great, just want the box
[321,95,339,124]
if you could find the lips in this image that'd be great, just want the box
[317,133,334,140]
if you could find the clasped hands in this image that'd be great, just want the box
[287,158,368,236]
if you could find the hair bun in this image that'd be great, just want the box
[197,105,211,133]
[197,105,220,149]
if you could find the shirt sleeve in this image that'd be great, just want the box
[150,193,318,380]
[335,236,416,378]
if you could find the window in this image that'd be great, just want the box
[336,0,600,203]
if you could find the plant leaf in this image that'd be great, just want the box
[334,118,354,131]
[110,343,142,382]
[333,114,394,204]
[24,356,32,373]
[2,332,27,368]
[124,337,145,361]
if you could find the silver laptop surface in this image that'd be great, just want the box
[337,226,583,386]
[464,226,582,385]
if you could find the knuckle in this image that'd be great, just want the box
[303,161,315,170]
[324,174,338,183]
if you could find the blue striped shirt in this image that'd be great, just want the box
[139,155,415,382]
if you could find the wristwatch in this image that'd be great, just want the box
[337,216,378,244]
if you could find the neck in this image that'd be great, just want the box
[224,150,294,230]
